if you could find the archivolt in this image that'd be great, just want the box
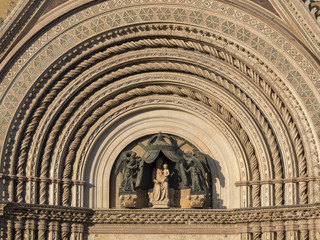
[15,66,287,208]
[40,82,263,207]
[33,50,308,206]
[2,26,312,207]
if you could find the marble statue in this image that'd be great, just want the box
[149,158,170,208]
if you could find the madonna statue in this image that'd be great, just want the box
[149,158,170,208]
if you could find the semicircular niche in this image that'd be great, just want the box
[110,132,217,209]
[83,105,243,209]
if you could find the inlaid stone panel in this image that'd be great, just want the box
[88,234,240,240]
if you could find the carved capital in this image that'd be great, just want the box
[187,194,205,208]
[120,194,137,208]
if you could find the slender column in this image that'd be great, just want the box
[308,219,316,240]
[241,233,252,240]
[79,224,84,240]
[6,219,12,240]
[25,219,36,240]
[284,183,297,205]
[61,222,70,240]
[14,218,23,240]
[70,223,79,240]
[71,223,84,240]
[239,223,252,240]
[48,221,59,240]
[285,221,298,240]
[251,224,261,240]
[273,221,284,240]
[314,218,320,240]
[38,220,47,240]
[8,180,14,202]
[261,222,274,240]
[299,220,308,240]
[261,184,273,206]
[0,219,5,239]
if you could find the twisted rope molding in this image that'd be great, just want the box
[32,61,285,206]
[27,59,278,206]
[252,233,261,240]
[59,84,261,206]
[300,229,308,240]
[10,49,273,205]
[9,34,304,177]
[215,104,260,207]
[68,92,260,207]
[14,219,23,240]
[4,32,306,204]
[46,60,287,206]
[219,50,308,204]
[38,220,46,240]
[18,69,272,208]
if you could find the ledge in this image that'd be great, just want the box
[1,202,319,225]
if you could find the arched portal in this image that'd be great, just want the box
[0,0,320,239]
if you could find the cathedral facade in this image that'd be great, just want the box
[0,0,320,239]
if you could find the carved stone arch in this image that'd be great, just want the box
[37,52,292,206]
[79,96,248,209]
[40,66,292,209]
[2,23,314,194]
[6,44,308,207]
[54,84,265,206]
[68,85,267,209]
[1,0,320,239]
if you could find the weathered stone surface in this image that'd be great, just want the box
[0,0,320,239]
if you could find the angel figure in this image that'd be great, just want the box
[184,151,207,192]
[115,151,141,192]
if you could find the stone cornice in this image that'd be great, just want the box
[1,202,320,225]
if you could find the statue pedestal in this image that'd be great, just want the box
[119,193,137,208]
[152,200,170,209]
[187,194,205,208]
[148,188,174,208]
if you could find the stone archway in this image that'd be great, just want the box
[0,0,320,239]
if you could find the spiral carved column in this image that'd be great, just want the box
[14,218,23,240]
[61,222,70,240]
[275,183,283,206]
[39,180,47,205]
[251,224,261,240]
[274,222,285,240]
[252,233,261,240]
[38,220,47,240]
[298,220,309,240]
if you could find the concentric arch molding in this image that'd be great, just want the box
[17,74,313,207]
[81,101,243,209]
[3,37,316,178]
[2,41,318,206]
[0,1,319,148]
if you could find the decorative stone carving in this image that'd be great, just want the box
[187,194,205,208]
[149,160,171,208]
[114,132,212,208]
[116,151,141,192]
[120,194,137,208]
